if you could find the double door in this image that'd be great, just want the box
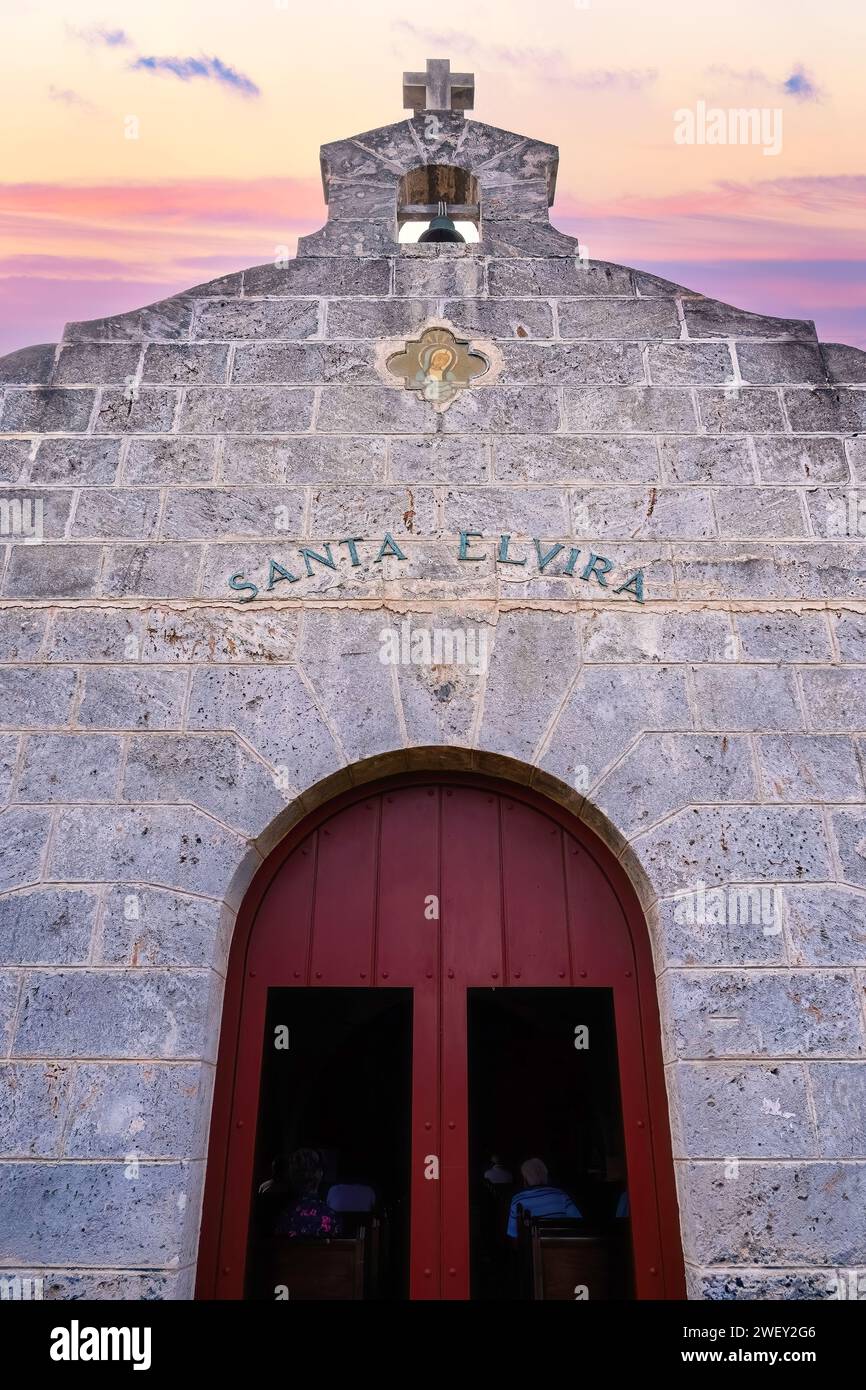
[197,778,683,1300]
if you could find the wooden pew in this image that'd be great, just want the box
[519,1214,625,1300]
[258,1230,367,1300]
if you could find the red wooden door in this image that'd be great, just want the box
[196,775,684,1300]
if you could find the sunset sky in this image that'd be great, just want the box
[1,0,864,354]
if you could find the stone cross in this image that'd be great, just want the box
[403,59,475,115]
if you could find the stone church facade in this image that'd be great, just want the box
[0,63,864,1301]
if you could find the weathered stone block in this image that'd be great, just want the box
[661,970,862,1059]
[46,609,133,663]
[823,343,866,384]
[100,545,202,598]
[193,298,320,340]
[63,298,193,342]
[758,734,863,803]
[0,439,29,482]
[124,437,216,483]
[691,666,803,731]
[737,342,827,385]
[178,386,315,433]
[834,613,866,662]
[0,808,52,891]
[71,489,162,539]
[0,970,19,1053]
[0,609,46,660]
[571,485,715,539]
[541,665,690,787]
[0,666,77,726]
[123,733,285,836]
[444,486,566,535]
[316,385,434,433]
[4,544,101,599]
[801,668,866,731]
[77,667,187,729]
[394,258,483,297]
[309,485,437,536]
[94,389,178,433]
[244,257,390,297]
[480,610,580,762]
[683,302,815,340]
[98,885,225,969]
[658,436,752,484]
[735,612,832,663]
[49,805,250,904]
[161,487,305,540]
[559,298,679,340]
[298,610,403,762]
[687,1267,843,1300]
[487,258,633,297]
[0,343,56,384]
[594,733,755,839]
[636,806,830,896]
[714,487,807,537]
[440,385,561,433]
[647,343,733,385]
[142,344,229,385]
[17,732,122,802]
[784,885,866,965]
[563,386,696,432]
[499,341,643,385]
[583,611,731,663]
[137,606,299,663]
[0,1160,205,1266]
[678,1162,866,1265]
[0,1062,74,1157]
[495,435,658,484]
[753,435,848,483]
[808,1063,866,1156]
[0,889,96,965]
[222,435,386,484]
[832,808,866,888]
[651,895,786,968]
[668,1062,816,1158]
[698,388,786,434]
[391,437,487,484]
[444,299,555,338]
[325,298,436,337]
[395,611,491,749]
[188,666,340,790]
[64,1062,213,1160]
[1,388,94,433]
[30,438,120,485]
[785,387,866,432]
[52,344,141,385]
[232,342,378,385]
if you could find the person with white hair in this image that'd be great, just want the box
[506,1157,581,1239]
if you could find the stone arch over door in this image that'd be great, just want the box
[196,768,685,1300]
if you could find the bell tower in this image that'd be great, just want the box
[298,58,573,258]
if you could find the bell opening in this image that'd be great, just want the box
[398,165,480,244]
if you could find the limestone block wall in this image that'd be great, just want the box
[0,114,865,1298]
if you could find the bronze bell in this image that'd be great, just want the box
[418,200,465,243]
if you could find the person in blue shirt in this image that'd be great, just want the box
[506,1157,581,1239]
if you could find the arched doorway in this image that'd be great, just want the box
[196,774,684,1300]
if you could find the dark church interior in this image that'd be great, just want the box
[246,986,633,1300]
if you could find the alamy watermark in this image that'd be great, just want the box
[672,880,782,935]
[0,497,44,543]
[674,101,783,157]
[824,490,866,537]
[379,620,489,673]
[0,1274,43,1300]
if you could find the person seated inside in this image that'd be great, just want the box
[275,1147,342,1238]
[326,1180,377,1214]
[506,1157,582,1239]
[484,1153,513,1187]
